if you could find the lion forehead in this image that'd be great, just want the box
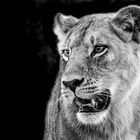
[67,17,122,52]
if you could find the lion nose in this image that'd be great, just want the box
[62,78,84,92]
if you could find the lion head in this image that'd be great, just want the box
[47,5,140,140]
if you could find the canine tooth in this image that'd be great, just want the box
[91,99,96,106]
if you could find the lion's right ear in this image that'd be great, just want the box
[53,13,79,44]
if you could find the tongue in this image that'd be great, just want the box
[79,104,95,112]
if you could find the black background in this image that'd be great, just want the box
[14,0,139,140]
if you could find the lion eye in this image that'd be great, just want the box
[62,49,70,61]
[63,50,69,57]
[94,45,107,54]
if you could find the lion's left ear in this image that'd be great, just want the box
[111,5,140,43]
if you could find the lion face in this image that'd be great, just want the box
[53,6,140,127]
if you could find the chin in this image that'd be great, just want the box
[63,92,112,131]
[61,92,116,139]
[71,91,111,125]
[77,110,109,125]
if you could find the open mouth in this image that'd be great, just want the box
[75,93,111,113]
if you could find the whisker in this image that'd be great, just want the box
[53,94,64,106]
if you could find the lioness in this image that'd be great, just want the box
[45,5,140,140]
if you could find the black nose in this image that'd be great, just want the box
[62,78,84,92]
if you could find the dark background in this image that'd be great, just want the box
[15,0,139,140]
